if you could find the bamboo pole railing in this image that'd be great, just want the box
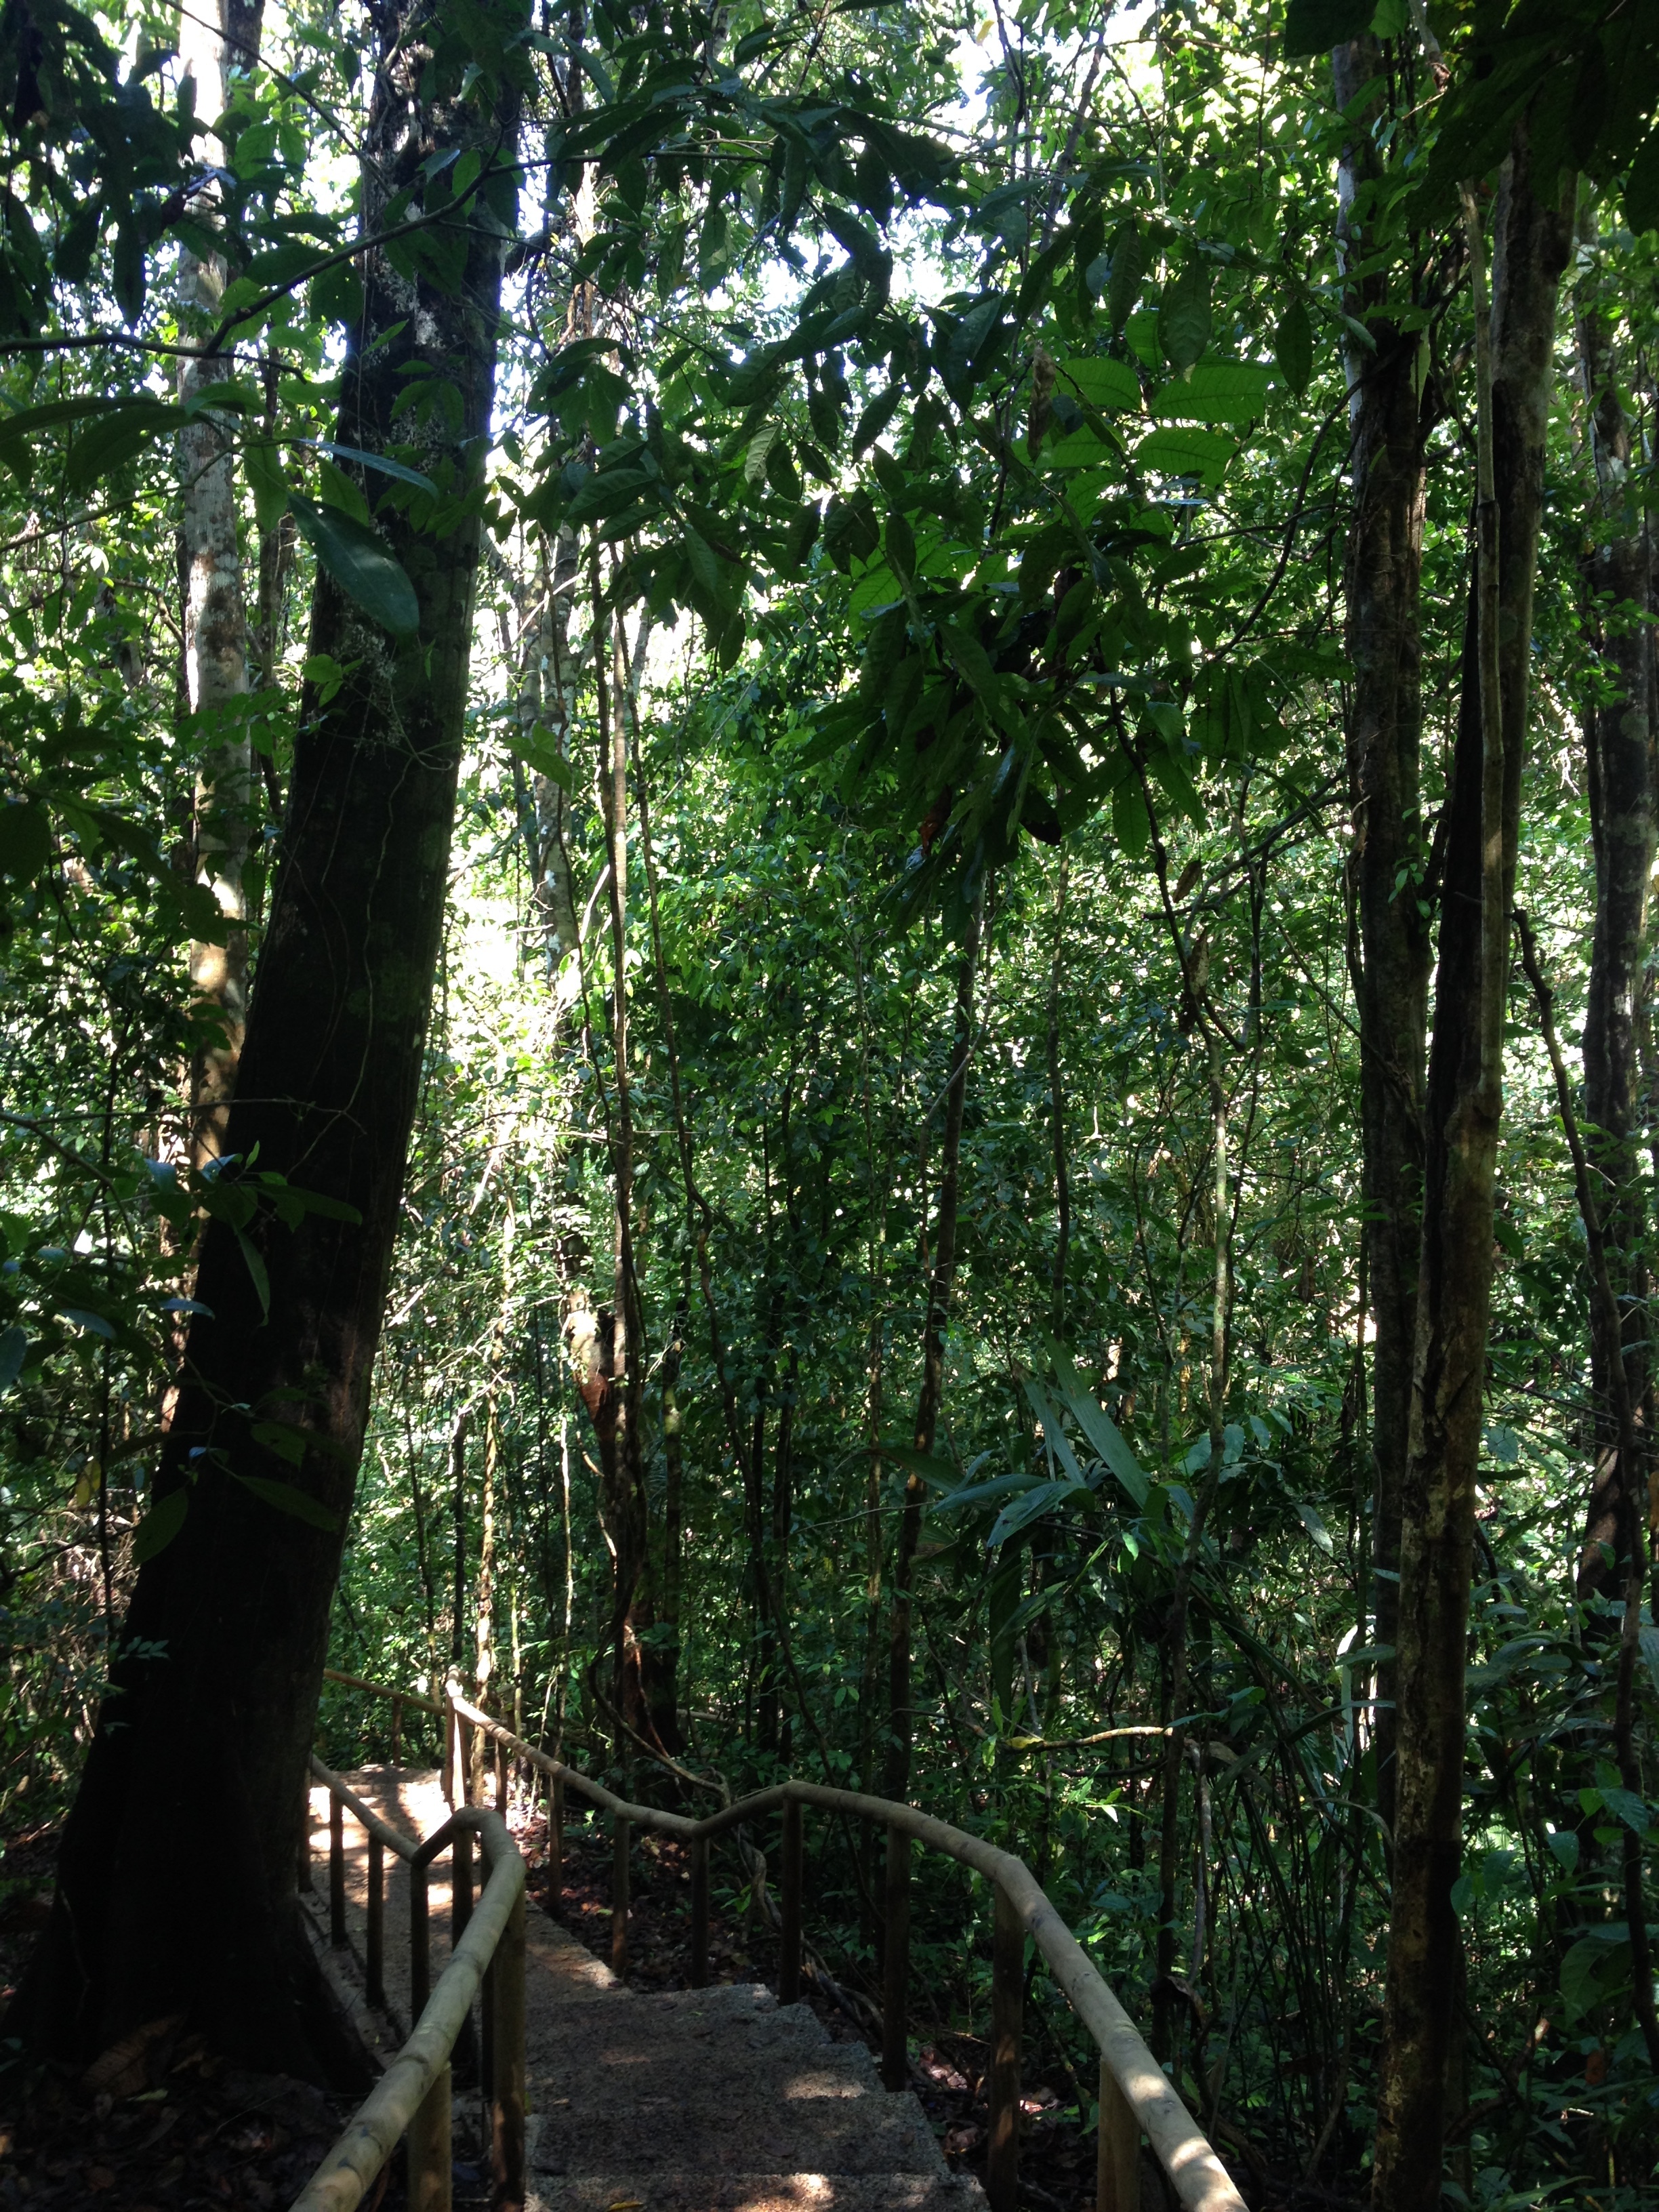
[291,1753,525,2212]
[309,1668,1246,2212]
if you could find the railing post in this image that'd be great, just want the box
[329,1790,346,1948]
[366,1830,385,2007]
[441,1683,457,1807]
[690,1832,709,1988]
[548,1775,564,1914]
[612,1814,630,1975]
[298,1774,313,1893]
[495,1730,508,1811]
[987,1882,1025,2212]
[407,2056,452,2212]
[491,1882,527,2212]
[880,1822,910,2091]
[1097,2054,1139,2212]
[452,1826,478,2074]
[411,1862,431,2020]
[779,1797,802,2005]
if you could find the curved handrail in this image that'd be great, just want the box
[312,1668,1248,2212]
[290,1757,526,2212]
[452,1685,1240,2212]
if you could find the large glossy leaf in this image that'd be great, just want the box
[1054,1374,1149,1507]
[66,401,186,492]
[1153,362,1269,424]
[1057,356,1141,413]
[1134,424,1236,488]
[1157,260,1212,374]
[133,1486,188,1563]
[288,493,419,636]
[988,1475,1086,1549]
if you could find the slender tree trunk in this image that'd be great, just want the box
[1046,846,1071,1332]
[1573,221,1656,1601]
[657,1292,687,1750]
[1332,30,1433,1840]
[885,902,983,1802]
[1515,916,1659,2072]
[14,0,522,2074]
[1372,140,1572,2212]
[451,1400,472,1671]
[176,0,263,1163]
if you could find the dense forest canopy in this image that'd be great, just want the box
[3,0,1659,2203]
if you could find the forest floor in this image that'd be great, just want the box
[535,1804,1102,2212]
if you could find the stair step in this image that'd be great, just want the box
[533,2091,946,2179]
[527,2173,991,2212]
[533,2045,877,2115]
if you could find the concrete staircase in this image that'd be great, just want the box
[306,1769,987,2212]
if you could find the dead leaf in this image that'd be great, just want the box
[83,2014,184,2097]
[1586,2046,1608,2085]
[86,2167,117,2191]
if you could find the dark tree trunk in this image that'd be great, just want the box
[1332,32,1434,1840]
[1573,230,1657,1601]
[10,0,521,2077]
[1372,138,1572,2212]
[886,902,982,1802]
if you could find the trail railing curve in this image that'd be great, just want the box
[293,1667,1248,2212]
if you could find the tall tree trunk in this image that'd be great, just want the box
[176,0,263,1162]
[450,1399,472,1671]
[1046,846,1071,1332]
[885,902,983,1802]
[1372,138,1572,2212]
[13,0,522,2074]
[656,1291,687,1752]
[592,573,654,1750]
[1573,220,1657,1601]
[1332,30,1434,1841]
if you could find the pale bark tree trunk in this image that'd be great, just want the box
[176,0,262,1162]
[1573,216,1657,1600]
[15,0,523,2074]
[1372,138,1572,2212]
[1332,31,1434,1839]
[885,902,983,1802]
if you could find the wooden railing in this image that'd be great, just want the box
[291,1725,525,2212]
[308,1668,1247,2212]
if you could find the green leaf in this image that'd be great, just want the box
[1275,296,1314,396]
[64,401,184,492]
[305,441,438,495]
[1153,361,1270,424]
[1134,424,1236,487]
[1056,356,1141,413]
[0,800,52,879]
[1158,260,1212,374]
[1054,1375,1149,1507]
[1283,0,1377,58]
[233,1225,270,1322]
[874,1441,958,1487]
[133,1486,188,1563]
[317,455,371,525]
[1297,1500,1334,1555]
[234,1472,340,1531]
[0,1325,27,1395]
[1106,217,1145,337]
[288,493,419,636]
[989,1476,1085,1549]
[244,440,289,536]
